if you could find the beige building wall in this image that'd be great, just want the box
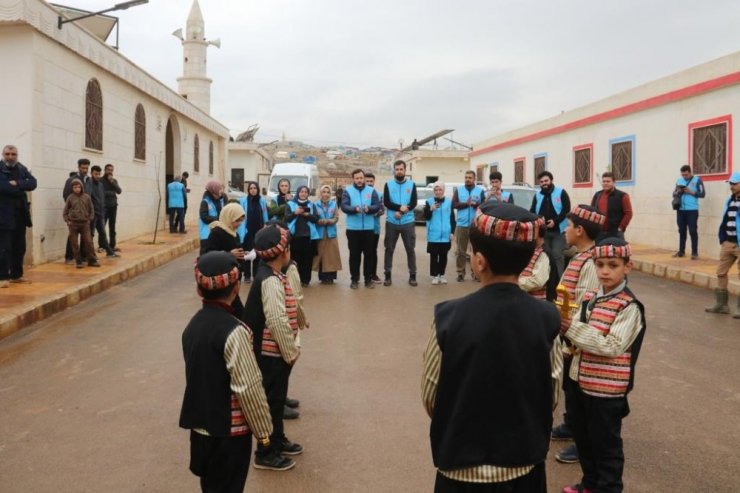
[227,143,271,189]
[470,51,740,258]
[402,150,470,186]
[0,0,229,264]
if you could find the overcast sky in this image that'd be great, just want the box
[70,0,740,148]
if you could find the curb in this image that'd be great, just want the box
[0,238,199,341]
[631,258,739,297]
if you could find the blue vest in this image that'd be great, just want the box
[167,181,185,208]
[534,187,568,233]
[676,176,701,211]
[236,196,269,243]
[374,191,383,234]
[314,199,338,239]
[456,185,484,228]
[287,201,319,239]
[385,179,415,225]
[720,196,740,246]
[345,185,376,231]
[426,197,453,243]
[199,195,224,240]
[487,190,512,204]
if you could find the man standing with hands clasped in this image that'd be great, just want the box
[452,170,486,282]
[530,171,571,278]
[341,169,381,289]
[102,164,122,252]
[383,160,418,286]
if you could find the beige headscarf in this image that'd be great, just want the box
[209,202,245,237]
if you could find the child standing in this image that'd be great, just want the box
[423,182,455,285]
[561,237,646,493]
[518,220,558,301]
[63,178,100,268]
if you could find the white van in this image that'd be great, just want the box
[268,162,320,201]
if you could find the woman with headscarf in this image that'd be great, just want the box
[268,178,292,222]
[237,181,269,282]
[203,202,248,311]
[312,185,342,284]
[423,181,455,285]
[284,185,318,286]
[198,180,226,254]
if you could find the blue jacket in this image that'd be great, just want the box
[236,195,269,243]
[383,179,416,225]
[425,197,454,243]
[0,160,36,230]
[199,194,224,240]
[314,199,338,239]
[341,185,380,231]
[719,195,740,245]
[286,201,319,239]
[167,181,186,209]
[454,185,485,228]
[534,187,568,233]
[675,176,705,211]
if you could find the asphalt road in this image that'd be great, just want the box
[1,228,739,492]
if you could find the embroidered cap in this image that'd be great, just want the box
[592,237,632,259]
[570,205,606,226]
[255,225,290,260]
[194,251,240,291]
[474,202,544,243]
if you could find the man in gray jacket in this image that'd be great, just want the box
[87,165,119,258]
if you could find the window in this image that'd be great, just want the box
[573,144,593,188]
[209,141,214,175]
[476,166,485,183]
[193,134,200,173]
[609,135,636,184]
[134,104,146,160]
[85,79,103,150]
[690,115,732,180]
[490,164,499,174]
[534,154,546,179]
[514,158,525,183]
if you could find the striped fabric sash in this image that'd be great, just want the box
[577,290,635,397]
[557,248,593,331]
[521,247,546,300]
[261,271,299,358]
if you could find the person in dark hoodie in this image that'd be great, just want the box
[284,185,319,286]
[102,163,122,252]
[63,178,99,268]
[87,165,119,258]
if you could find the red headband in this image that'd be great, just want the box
[571,206,606,226]
[256,228,290,260]
[474,210,544,243]
[194,264,239,290]
[592,244,631,259]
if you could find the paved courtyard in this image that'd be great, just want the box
[1,228,739,492]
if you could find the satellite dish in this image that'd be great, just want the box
[172,28,183,40]
[208,38,221,48]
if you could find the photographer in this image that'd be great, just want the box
[673,165,705,259]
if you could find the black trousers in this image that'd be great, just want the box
[566,381,630,493]
[0,226,27,281]
[104,205,118,249]
[189,431,252,493]
[291,235,313,284]
[257,356,292,452]
[170,208,185,233]
[433,462,546,493]
[91,215,113,254]
[676,210,699,256]
[428,242,451,276]
[346,230,375,283]
[369,233,380,277]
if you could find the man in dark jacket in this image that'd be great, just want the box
[590,172,633,241]
[530,171,571,278]
[63,159,91,263]
[102,163,122,251]
[0,145,37,287]
[87,165,118,258]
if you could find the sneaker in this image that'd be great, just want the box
[283,405,300,420]
[76,262,84,269]
[372,274,382,284]
[691,254,699,260]
[431,276,440,285]
[301,282,310,287]
[562,484,594,493]
[285,398,300,409]
[439,276,448,284]
[365,281,375,289]
[106,252,120,258]
[253,451,296,471]
[551,422,573,441]
[555,443,579,464]
[672,251,685,258]
[97,248,105,253]
[350,282,359,290]
[0,280,8,288]
[10,278,31,284]
[64,259,75,265]
[278,438,304,456]
[113,247,122,252]
[88,261,101,267]
[383,273,392,286]
[456,274,464,282]
[409,275,418,287]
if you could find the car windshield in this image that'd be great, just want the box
[417,188,434,201]
[269,175,308,194]
[503,188,536,207]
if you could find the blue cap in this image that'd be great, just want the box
[727,171,740,184]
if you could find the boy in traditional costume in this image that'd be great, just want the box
[179,251,273,492]
[561,237,646,493]
[422,202,561,492]
[518,220,558,301]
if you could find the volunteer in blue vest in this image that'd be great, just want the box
[284,185,319,287]
[705,171,740,317]
[382,160,418,286]
[452,170,486,282]
[423,182,455,285]
[673,164,705,259]
[237,181,269,283]
[486,170,514,204]
[341,168,381,289]
[167,177,187,235]
[365,172,385,284]
[313,185,342,284]
[530,170,571,278]
[199,180,225,254]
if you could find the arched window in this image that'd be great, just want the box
[209,141,214,175]
[193,134,200,173]
[85,79,103,150]
[134,104,146,160]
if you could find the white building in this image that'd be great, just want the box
[0,0,229,264]
[470,51,740,257]
[227,142,272,191]
[397,149,470,186]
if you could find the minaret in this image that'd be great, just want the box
[175,0,218,114]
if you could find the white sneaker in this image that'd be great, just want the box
[431,276,440,285]
[439,276,448,284]
[0,280,9,288]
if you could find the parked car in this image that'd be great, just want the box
[226,185,246,202]
[414,186,434,224]
[500,183,538,209]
